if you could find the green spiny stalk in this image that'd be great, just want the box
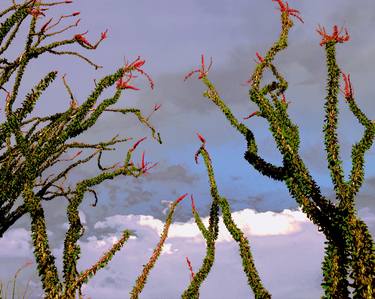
[130,194,187,299]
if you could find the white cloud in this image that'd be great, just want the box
[0,228,32,258]
[3,207,372,298]
[93,208,310,245]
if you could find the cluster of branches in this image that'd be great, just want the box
[0,1,178,298]
[1,0,374,298]
[183,0,375,298]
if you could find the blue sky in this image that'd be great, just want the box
[1,0,375,298]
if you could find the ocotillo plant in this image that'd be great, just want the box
[180,134,270,299]
[0,1,187,298]
[0,0,162,239]
[185,0,375,298]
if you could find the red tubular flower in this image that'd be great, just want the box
[116,76,140,90]
[121,56,154,90]
[243,111,260,120]
[130,137,147,152]
[74,29,108,49]
[255,52,264,63]
[340,71,353,99]
[74,31,92,47]
[184,54,213,81]
[72,12,80,16]
[272,0,304,24]
[28,8,46,18]
[186,256,195,280]
[153,104,162,111]
[129,56,146,69]
[190,194,196,212]
[196,132,206,144]
[138,152,158,174]
[175,193,188,204]
[141,152,146,170]
[101,29,108,40]
[316,25,350,46]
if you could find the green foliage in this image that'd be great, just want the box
[182,143,271,298]
[187,1,375,298]
[1,0,375,298]
[0,1,169,298]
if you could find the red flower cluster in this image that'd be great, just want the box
[184,54,213,81]
[116,56,154,91]
[139,151,158,174]
[316,25,350,46]
[340,71,353,99]
[27,1,48,18]
[74,29,108,49]
[272,0,304,24]
[255,52,265,64]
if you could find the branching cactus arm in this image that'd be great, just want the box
[129,193,188,299]
[338,70,375,203]
[0,0,161,239]
[182,135,271,299]
[185,3,336,239]
[186,1,375,298]
[181,136,220,299]
[65,230,133,298]
[22,180,63,297]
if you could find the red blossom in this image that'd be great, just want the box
[130,137,147,152]
[272,0,304,24]
[184,54,213,81]
[101,29,108,40]
[255,52,264,64]
[138,151,158,174]
[72,11,80,16]
[129,57,146,69]
[121,56,154,90]
[28,8,46,18]
[186,256,195,280]
[243,111,260,120]
[316,25,350,46]
[74,31,92,47]
[153,104,162,111]
[141,151,146,170]
[116,76,140,90]
[175,193,188,204]
[190,194,196,212]
[74,29,108,49]
[196,132,206,144]
[340,71,353,99]
[194,133,209,164]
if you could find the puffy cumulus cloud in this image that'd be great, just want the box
[0,207,326,298]
[72,209,324,299]
[94,208,310,243]
[0,228,33,258]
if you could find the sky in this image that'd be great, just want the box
[1,0,375,298]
